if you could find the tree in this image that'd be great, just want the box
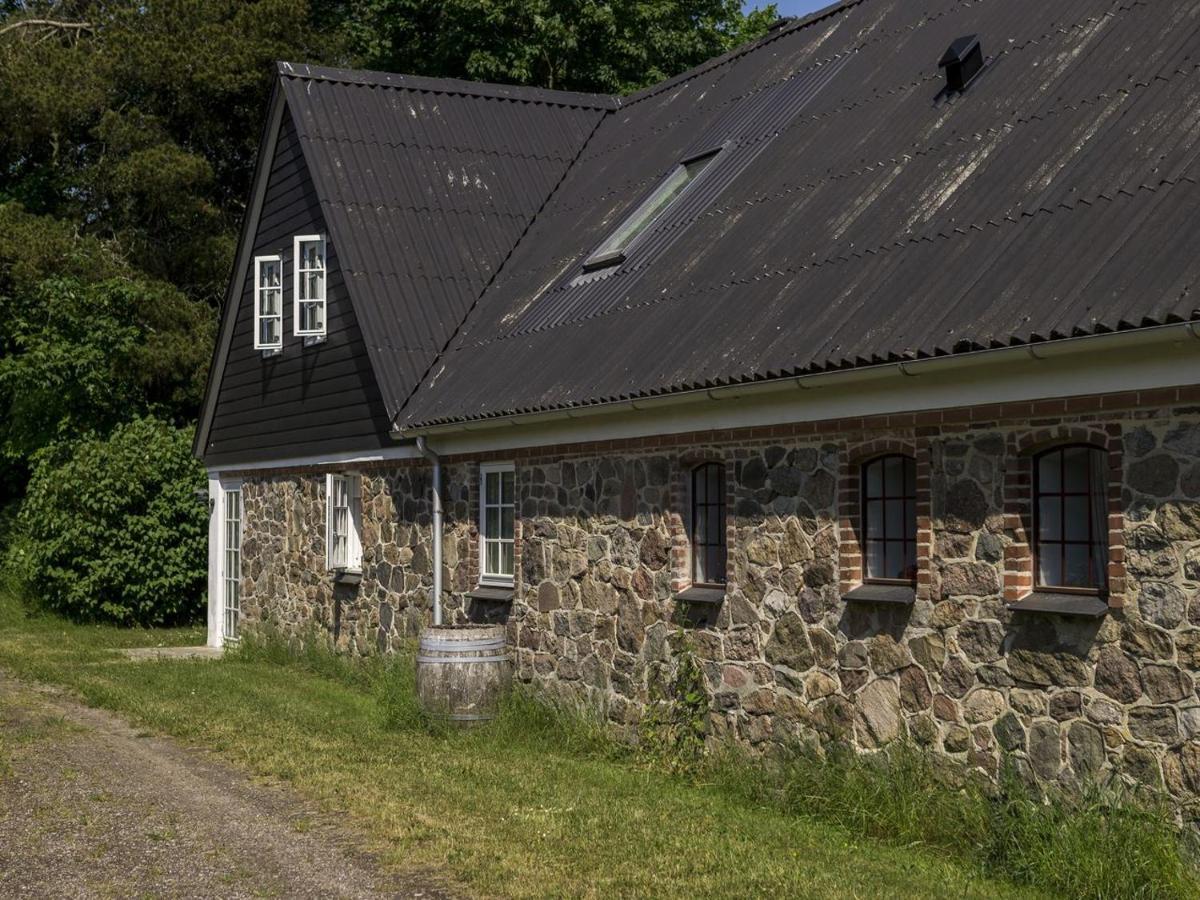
[341,0,777,94]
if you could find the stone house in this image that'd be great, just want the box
[197,0,1200,799]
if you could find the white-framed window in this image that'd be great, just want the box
[326,473,362,571]
[479,463,515,584]
[222,482,243,641]
[253,254,283,350]
[294,234,326,337]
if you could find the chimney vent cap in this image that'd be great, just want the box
[939,35,984,92]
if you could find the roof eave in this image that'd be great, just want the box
[392,321,1200,438]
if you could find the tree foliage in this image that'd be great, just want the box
[12,417,207,625]
[341,0,776,93]
[0,0,775,621]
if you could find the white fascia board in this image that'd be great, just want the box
[206,474,222,648]
[206,331,1200,473]
[206,445,423,474]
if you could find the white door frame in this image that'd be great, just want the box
[207,474,243,647]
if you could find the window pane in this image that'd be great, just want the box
[693,468,707,505]
[866,500,883,540]
[904,542,917,579]
[1063,446,1091,492]
[597,164,692,256]
[904,500,917,540]
[708,505,722,548]
[501,470,514,504]
[903,457,916,496]
[500,506,514,541]
[866,542,885,579]
[884,456,904,495]
[885,498,903,539]
[1038,544,1063,586]
[1064,496,1090,541]
[708,463,721,500]
[486,507,500,539]
[865,460,883,499]
[1038,498,1061,541]
[694,547,708,584]
[1064,544,1091,587]
[1092,543,1108,587]
[885,542,904,580]
[485,471,499,504]
[486,540,500,575]
[500,542,514,576]
[1038,452,1061,493]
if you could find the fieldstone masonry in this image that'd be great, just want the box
[234,394,1200,809]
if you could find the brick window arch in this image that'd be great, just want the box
[691,462,727,586]
[1033,444,1108,591]
[861,454,918,583]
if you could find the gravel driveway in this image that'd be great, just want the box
[0,673,454,899]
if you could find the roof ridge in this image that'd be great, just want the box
[275,61,618,110]
[618,0,868,109]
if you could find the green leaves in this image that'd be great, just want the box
[343,0,778,95]
[13,417,207,626]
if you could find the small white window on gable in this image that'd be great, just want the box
[479,463,515,584]
[294,234,326,337]
[326,473,362,571]
[254,255,283,350]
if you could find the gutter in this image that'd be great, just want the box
[415,437,444,626]
[393,321,1200,439]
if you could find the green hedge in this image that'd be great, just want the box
[11,417,206,625]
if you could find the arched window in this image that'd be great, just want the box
[1034,445,1108,591]
[691,463,726,586]
[862,455,917,583]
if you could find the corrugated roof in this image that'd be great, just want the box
[397,0,1200,429]
[277,63,610,417]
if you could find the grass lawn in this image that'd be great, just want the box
[0,594,1048,899]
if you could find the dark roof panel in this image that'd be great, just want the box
[398,0,1200,429]
[278,67,609,417]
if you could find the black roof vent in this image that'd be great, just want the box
[939,35,983,92]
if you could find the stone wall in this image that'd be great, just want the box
[232,397,1200,805]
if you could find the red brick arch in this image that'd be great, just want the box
[839,437,932,600]
[1003,424,1125,607]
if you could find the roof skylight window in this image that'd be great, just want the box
[582,149,720,272]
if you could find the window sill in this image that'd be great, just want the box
[468,585,514,603]
[302,334,327,347]
[843,584,916,606]
[1007,591,1108,619]
[332,568,362,585]
[259,347,282,359]
[674,586,726,606]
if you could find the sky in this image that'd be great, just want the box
[745,0,830,17]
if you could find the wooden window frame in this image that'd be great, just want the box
[479,462,516,586]
[860,454,918,586]
[1031,444,1109,595]
[293,234,327,338]
[689,461,728,587]
[253,254,283,351]
[326,473,362,572]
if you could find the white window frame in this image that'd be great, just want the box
[220,480,243,643]
[293,234,327,338]
[253,254,283,350]
[479,462,515,586]
[326,473,362,571]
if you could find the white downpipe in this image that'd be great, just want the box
[415,437,443,626]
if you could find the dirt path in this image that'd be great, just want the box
[0,674,455,899]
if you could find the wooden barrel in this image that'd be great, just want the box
[416,624,511,725]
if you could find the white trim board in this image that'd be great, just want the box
[205,337,1200,474]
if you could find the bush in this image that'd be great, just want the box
[11,417,206,625]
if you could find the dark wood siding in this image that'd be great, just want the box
[203,116,393,465]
